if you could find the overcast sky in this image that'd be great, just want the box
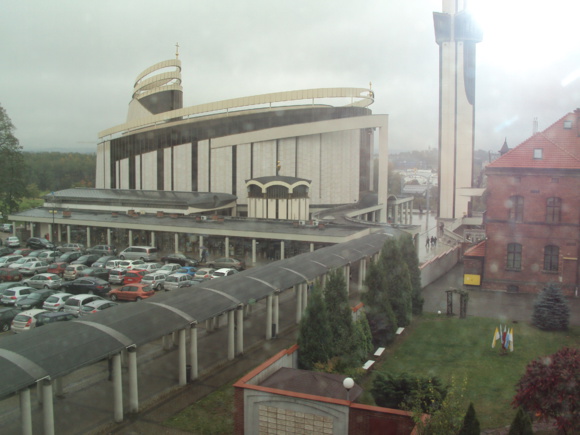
[1,0,579,154]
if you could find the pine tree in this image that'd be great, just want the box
[323,269,354,357]
[508,407,533,435]
[531,284,570,331]
[0,104,27,216]
[380,238,413,326]
[399,234,423,315]
[458,402,480,435]
[297,285,332,370]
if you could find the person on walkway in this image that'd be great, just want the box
[425,237,430,249]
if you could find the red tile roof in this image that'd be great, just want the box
[487,111,580,170]
[464,240,486,257]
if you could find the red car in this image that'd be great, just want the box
[123,269,148,284]
[12,248,32,257]
[0,267,23,282]
[108,283,154,302]
[47,262,68,277]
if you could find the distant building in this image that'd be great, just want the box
[465,110,580,295]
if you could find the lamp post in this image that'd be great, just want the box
[342,377,354,401]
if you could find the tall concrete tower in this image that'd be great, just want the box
[433,1,482,219]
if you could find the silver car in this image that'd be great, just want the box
[63,294,105,316]
[43,292,74,312]
[0,255,23,267]
[19,261,49,276]
[11,309,48,333]
[1,286,34,305]
[9,256,39,269]
[23,273,63,290]
[140,272,166,291]
[163,273,193,291]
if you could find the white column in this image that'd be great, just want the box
[190,325,199,380]
[225,236,230,257]
[236,305,244,355]
[66,225,71,243]
[252,239,257,265]
[174,233,179,253]
[151,231,156,247]
[266,294,273,340]
[310,242,314,252]
[113,353,123,423]
[227,310,235,360]
[42,379,55,435]
[178,329,187,386]
[358,258,365,292]
[303,284,309,311]
[280,241,285,260]
[57,224,62,242]
[48,224,53,242]
[199,235,204,260]
[107,228,111,245]
[20,388,32,435]
[128,230,133,247]
[273,293,279,337]
[86,227,91,247]
[344,264,350,295]
[296,284,303,324]
[128,347,139,413]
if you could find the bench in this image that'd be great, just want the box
[396,327,405,335]
[374,347,385,358]
[362,360,375,370]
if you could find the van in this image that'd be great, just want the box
[119,246,158,261]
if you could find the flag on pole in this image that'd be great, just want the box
[509,328,514,352]
[492,327,500,348]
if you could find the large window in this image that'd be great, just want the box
[506,243,522,270]
[508,195,524,222]
[546,197,561,223]
[543,245,559,272]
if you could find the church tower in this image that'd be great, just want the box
[433,1,482,219]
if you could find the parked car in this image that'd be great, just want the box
[117,259,145,270]
[6,236,20,247]
[105,259,124,270]
[0,307,20,332]
[108,284,155,302]
[57,243,85,253]
[37,250,60,262]
[177,266,197,276]
[80,300,118,315]
[47,262,68,277]
[0,247,14,257]
[194,268,216,279]
[19,260,49,276]
[0,268,23,283]
[9,256,39,269]
[210,268,238,279]
[85,245,117,256]
[156,263,182,275]
[26,237,55,251]
[63,264,88,281]
[12,248,32,257]
[63,294,105,315]
[22,273,62,290]
[71,254,100,267]
[36,311,77,327]
[118,246,159,261]
[108,268,127,285]
[91,255,118,268]
[123,269,148,284]
[207,257,246,271]
[1,286,34,305]
[11,309,49,333]
[0,281,26,296]
[140,272,167,291]
[2,223,13,233]
[27,250,46,259]
[15,289,55,310]
[140,262,161,272]
[43,292,74,312]
[0,255,23,267]
[60,277,111,297]
[76,267,110,281]
[58,251,83,263]
[160,253,199,267]
[163,273,193,291]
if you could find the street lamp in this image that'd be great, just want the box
[343,377,354,401]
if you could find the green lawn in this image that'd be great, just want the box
[366,314,580,429]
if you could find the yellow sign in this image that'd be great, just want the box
[464,274,481,286]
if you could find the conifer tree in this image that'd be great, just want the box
[0,104,26,216]
[531,284,570,331]
[380,238,413,326]
[399,233,423,315]
[324,268,355,357]
[458,402,480,435]
[362,259,397,346]
[297,285,332,370]
[508,407,533,435]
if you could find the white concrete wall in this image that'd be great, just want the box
[278,137,297,177]
[142,151,157,191]
[163,148,172,191]
[320,130,359,205]
[119,158,129,189]
[296,134,321,201]
[198,140,210,192]
[211,146,232,194]
[252,140,276,178]
[135,155,141,190]
[96,141,110,189]
[173,143,192,192]
[236,143,251,203]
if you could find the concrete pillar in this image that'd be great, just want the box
[252,239,257,265]
[303,284,309,311]
[48,224,53,242]
[178,329,187,386]
[227,310,235,360]
[42,379,55,435]
[128,347,139,413]
[67,225,71,243]
[344,264,350,295]
[199,235,204,260]
[205,318,212,332]
[86,227,91,247]
[273,293,279,337]
[128,230,133,247]
[190,325,199,380]
[225,236,230,257]
[296,284,303,324]
[174,233,179,253]
[151,231,155,247]
[266,294,273,340]
[57,224,62,243]
[280,241,285,260]
[236,306,244,355]
[20,388,32,435]
[358,258,365,291]
[107,228,111,245]
[310,242,314,252]
[36,381,42,405]
[113,353,123,423]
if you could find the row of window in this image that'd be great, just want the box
[506,243,559,272]
[508,196,561,223]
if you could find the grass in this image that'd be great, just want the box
[364,314,580,429]
[163,314,580,432]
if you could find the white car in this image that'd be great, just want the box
[6,236,20,247]
[0,255,23,267]
[210,268,238,279]
[19,261,49,276]
[11,309,48,333]
[156,263,182,275]
[163,273,193,291]
[43,292,74,312]
[117,260,145,270]
[9,256,39,269]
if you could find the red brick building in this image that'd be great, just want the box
[476,109,580,295]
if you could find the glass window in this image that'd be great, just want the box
[546,197,561,223]
[508,195,524,222]
[543,245,559,272]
